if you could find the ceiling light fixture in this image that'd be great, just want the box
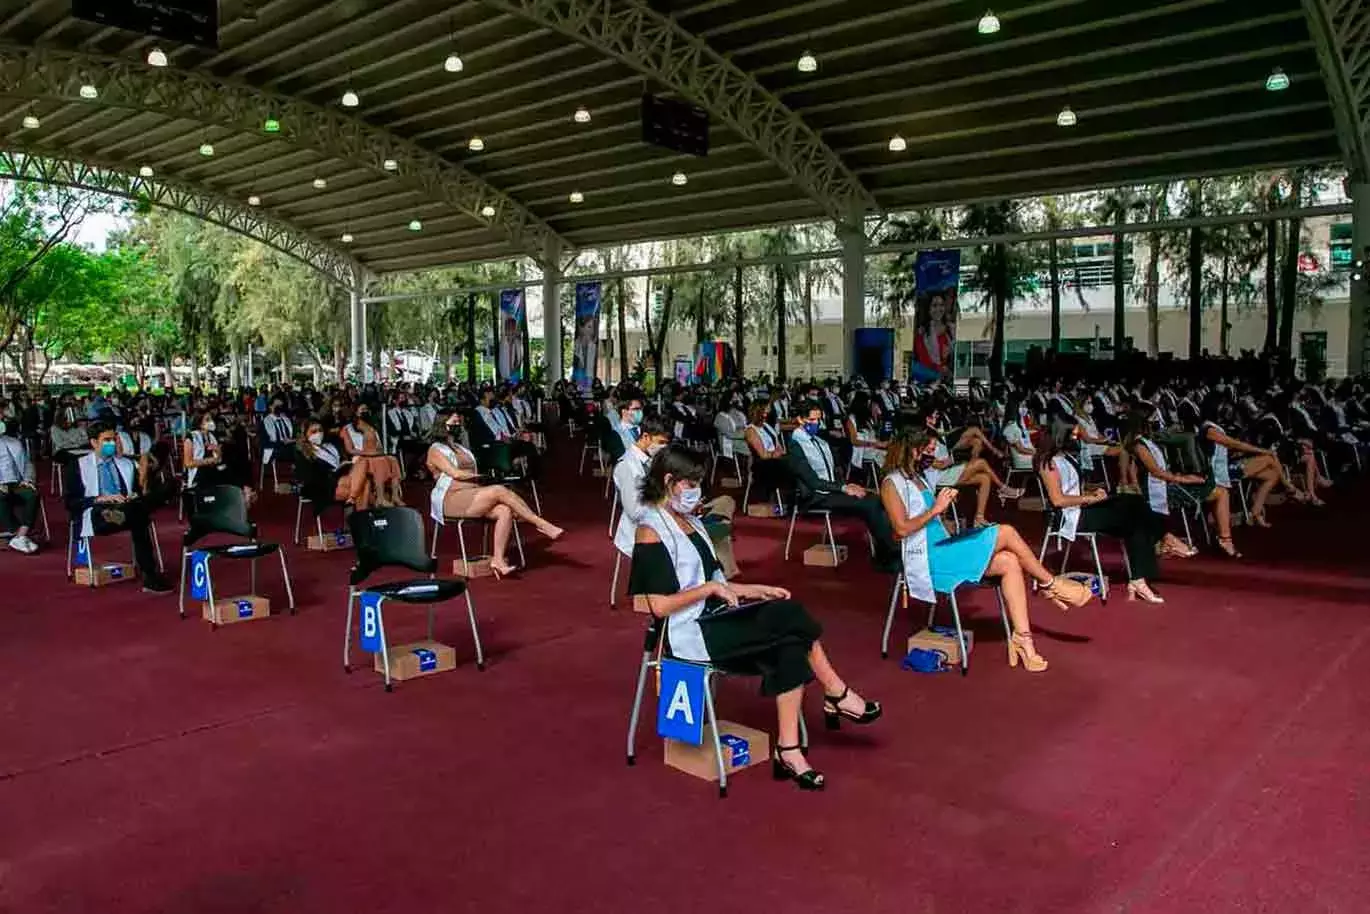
[79,83,98,100]
[263,118,281,133]
[797,50,818,73]
[672,171,688,186]
[1056,105,1077,127]
[313,177,327,189]
[569,191,584,203]
[888,135,907,152]
[382,158,398,171]
[1266,67,1290,91]
[481,204,496,217]
[341,232,354,244]
[468,136,485,151]
[147,48,168,67]
[444,52,464,73]
[138,165,153,177]
[978,10,1001,35]
[341,89,360,108]
[408,219,422,231]
[199,141,215,156]
[248,195,261,206]
[21,113,39,129]
[574,106,591,123]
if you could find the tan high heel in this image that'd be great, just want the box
[1126,580,1165,604]
[1008,632,1049,672]
[1039,574,1094,611]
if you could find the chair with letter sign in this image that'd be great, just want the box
[880,552,1011,677]
[178,485,296,624]
[342,506,482,691]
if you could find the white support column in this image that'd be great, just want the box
[543,239,564,382]
[1350,183,1370,375]
[840,225,867,377]
[349,272,364,383]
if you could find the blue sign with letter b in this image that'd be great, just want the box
[359,592,384,653]
[189,551,210,601]
[657,659,706,745]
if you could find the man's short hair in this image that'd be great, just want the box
[639,416,670,440]
[87,421,115,441]
[799,399,825,418]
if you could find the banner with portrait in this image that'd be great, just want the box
[911,250,961,382]
[497,289,525,382]
[572,281,602,392]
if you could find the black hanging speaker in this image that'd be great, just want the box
[641,93,709,157]
[72,0,219,49]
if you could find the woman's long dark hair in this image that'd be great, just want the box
[640,444,706,505]
[849,391,875,427]
[1033,420,1078,475]
[883,424,936,479]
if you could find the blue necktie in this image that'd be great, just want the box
[99,460,121,496]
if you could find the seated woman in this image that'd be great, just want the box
[843,392,887,484]
[879,426,1093,673]
[1194,393,1307,528]
[295,418,354,505]
[340,404,403,509]
[1123,410,1240,558]
[426,411,563,578]
[630,445,881,791]
[921,409,1021,526]
[181,411,239,496]
[742,402,788,506]
[1035,423,1168,603]
[1000,394,1037,479]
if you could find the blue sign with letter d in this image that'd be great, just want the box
[657,659,706,745]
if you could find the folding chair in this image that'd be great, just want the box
[343,507,483,691]
[292,487,349,547]
[177,484,296,623]
[783,505,839,563]
[740,463,785,516]
[66,514,165,587]
[625,617,807,798]
[0,492,50,544]
[429,512,525,570]
[1036,508,1128,603]
[1168,485,1211,549]
[882,561,1011,677]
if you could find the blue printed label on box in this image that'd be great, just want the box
[719,734,750,768]
[237,600,254,619]
[413,648,437,672]
[105,564,124,579]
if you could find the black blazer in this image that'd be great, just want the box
[784,436,841,501]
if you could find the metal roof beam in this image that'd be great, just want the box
[1302,0,1370,182]
[483,0,879,228]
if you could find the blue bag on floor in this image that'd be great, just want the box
[900,647,949,674]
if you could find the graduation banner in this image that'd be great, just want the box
[572,281,602,392]
[497,289,525,382]
[911,250,961,382]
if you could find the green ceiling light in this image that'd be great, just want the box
[1266,67,1290,91]
[263,118,281,133]
[978,10,1001,35]
[408,219,422,231]
[79,83,98,99]
[199,141,215,156]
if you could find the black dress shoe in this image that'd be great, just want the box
[142,576,174,594]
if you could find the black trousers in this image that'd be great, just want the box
[750,457,787,501]
[89,502,161,582]
[509,438,542,479]
[0,485,39,531]
[700,599,822,697]
[1075,493,1163,581]
[808,489,899,568]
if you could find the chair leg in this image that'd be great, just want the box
[342,588,356,672]
[293,498,304,546]
[626,651,652,765]
[741,472,753,511]
[278,549,297,613]
[995,587,1012,648]
[86,538,96,588]
[881,576,902,658]
[783,508,798,560]
[1088,536,1107,603]
[610,552,622,608]
[465,589,485,671]
[530,480,542,515]
[151,524,165,573]
[376,602,393,691]
[513,521,526,567]
[824,515,838,565]
[430,518,442,559]
[177,550,189,619]
[457,521,471,575]
[703,671,728,798]
[947,590,969,677]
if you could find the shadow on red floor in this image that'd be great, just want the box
[2,444,1367,914]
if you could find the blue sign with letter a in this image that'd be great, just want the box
[657,659,706,745]
[189,551,210,601]
[358,592,384,653]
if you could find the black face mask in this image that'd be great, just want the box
[916,451,936,470]
[355,411,369,425]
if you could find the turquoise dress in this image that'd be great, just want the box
[915,483,998,593]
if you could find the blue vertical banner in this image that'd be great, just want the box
[912,249,961,382]
[359,592,384,653]
[853,328,895,386]
[657,659,707,745]
[572,281,602,393]
[189,551,210,601]
[497,289,525,383]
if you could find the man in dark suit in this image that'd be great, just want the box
[785,401,899,572]
[64,421,171,592]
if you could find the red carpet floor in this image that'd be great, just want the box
[2,444,1368,914]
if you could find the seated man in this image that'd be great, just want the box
[0,419,41,553]
[473,387,541,479]
[785,401,900,573]
[64,422,172,592]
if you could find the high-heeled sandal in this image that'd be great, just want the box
[1008,632,1049,672]
[772,745,824,790]
[822,686,882,729]
[1038,575,1093,611]
[1217,536,1242,558]
[1126,581,1165,604]
[1160,541,1198,559]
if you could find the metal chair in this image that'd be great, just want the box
[1036,508,1129,603]
[1168,484,1211,549]
[177,484,296,623]
[0,491,50,544]
[881,559,1011,677]
[429,512,525,571]
[783,504,840,563]
[626,616,807,798]
[343,507,484,691]
[66,514,165,587]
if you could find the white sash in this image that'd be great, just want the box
[888,470,935,603]
[752,424,778,452]
[429,442,476,523]
[1140,438,1169,515]
[639,508,723,662]
[791,427,834,483]
[1203,422,1230,488]
[187,431,214,487]
[849,423,875,468]
[1078,416,1103,469]
[611,446,650,556]
[77,452,136,538]
[1053,455,1082,541]
[344,426,366,451]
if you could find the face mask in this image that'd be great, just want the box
[630,408,644,425]
[307,432,324,445]
[355,412,369,425]
[646,442,665,457]
[203,420,216,432]
[1084,403,1094,415]
[99,441,117,458]
[802,420,822,436]
[670,485,703,514]
[0,420,6,436]
[446,422,461,436]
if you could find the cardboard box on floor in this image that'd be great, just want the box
[451,557,493,578]
[906,627,972,666]
[74,563,137,587]
[803,544,848,567]
[307,532,353,552]
[665,721,770,782]
[374,641,457,681]
[273,482,294,495]
[720,476,742,489]
[745,503,783,519]
[1018,496,1045,512]
[202,595,270,626]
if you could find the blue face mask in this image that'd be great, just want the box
[802,421,822,437]
[99,441,117,458]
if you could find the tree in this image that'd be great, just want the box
[873,211,947,327]
[960,201,1035,385]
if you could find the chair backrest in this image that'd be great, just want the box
[185,484,255,544]
[348,506,436,584]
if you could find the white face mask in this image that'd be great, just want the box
[307,432,324,445]
[670,484,703,514]
[204,420,216,432]
[646,442,666,457]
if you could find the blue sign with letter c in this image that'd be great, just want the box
[189,551,210,601]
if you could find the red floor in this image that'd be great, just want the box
[2,447,1368,914]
